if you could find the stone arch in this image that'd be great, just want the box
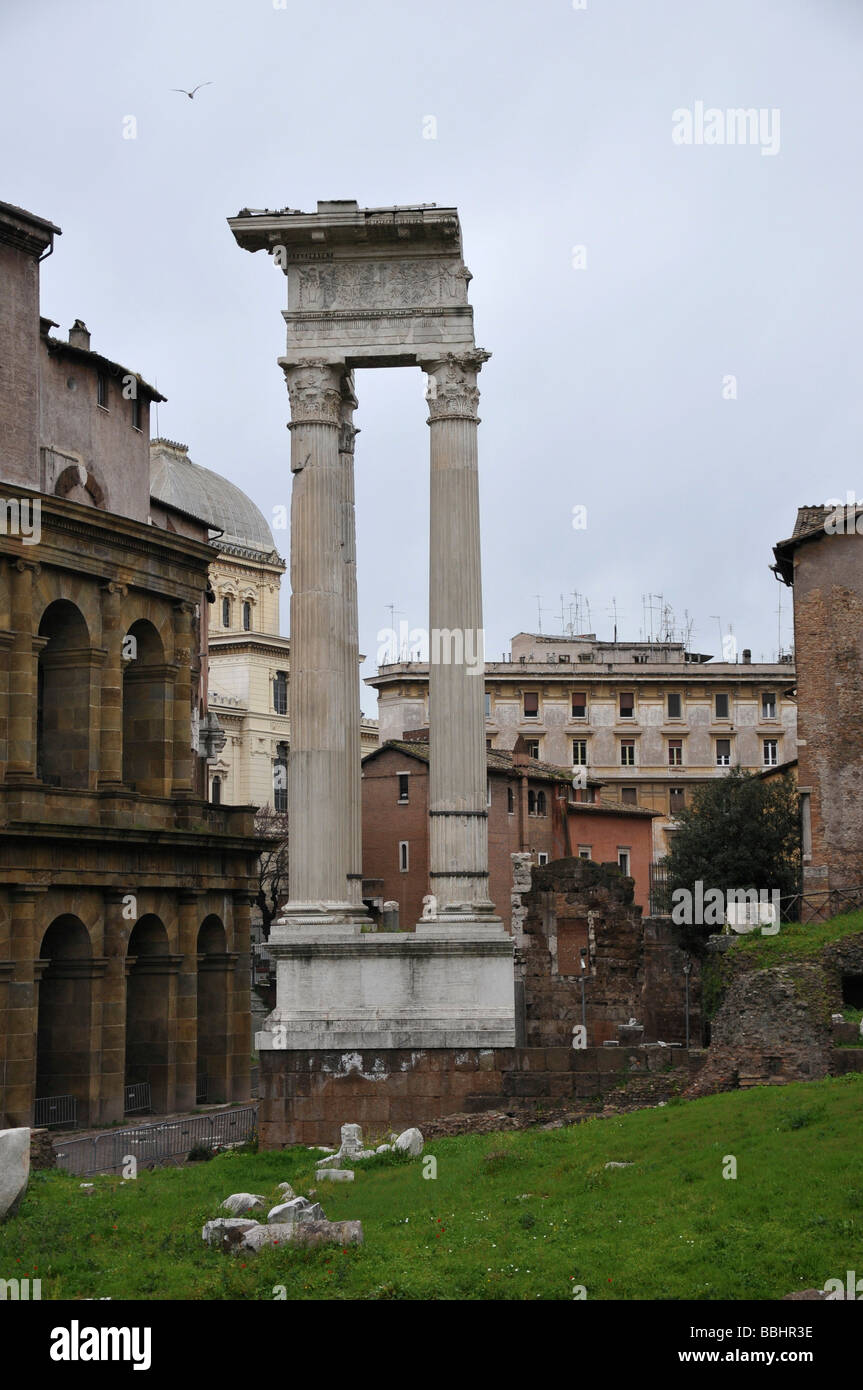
[36,915,95,1125]
[125,915,172,1113]
[197,915,230,1103]
[54,461,107,510]
[122,619,168,793]
[37,599,93,788]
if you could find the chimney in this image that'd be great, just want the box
[742,648,751,664]
[68,319,90,351]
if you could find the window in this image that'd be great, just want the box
[761,692,777,720]
[716,738,731,766]
[398,773,409,803]
[763,739,778,766]
[536,790,547,816]
[97,372,108,409]
[523,691,539,719]
[243,601,252,632]
[669,786,686,814]
[528,789,537,815]
[633,654,649,664]
[486,737,492,751]
[571,691,587,719]
[507,786,515,813]
[668,739,683,767]
[620,740,635,767]
[572,739,588,766]
[525,739,540,759]
[211,775,221,805]
[222,596,231,628]
[131,395,141,430]
[537,852,549,866]
[399,841,409,872]
[273,670,288,715]
[578,845,592,859]
[667,692,682,719]
[619,692,635,718]
[715,692,729,720]
[621,787,637,806]
[485,691,491,718]
[618,848,631,877]
[273,743,288,811]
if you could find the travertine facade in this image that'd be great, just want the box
[370,631,798,858]
[0,201,258,1128]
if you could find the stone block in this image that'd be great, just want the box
[316,1169,354,1182]
[0,1127,30,1220]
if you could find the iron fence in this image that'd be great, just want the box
[34,1094,77,1129]
[123,1082,151,1115]
[648,869,863,926]
[53,1105,258,1176]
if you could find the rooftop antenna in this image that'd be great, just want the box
[533,594,546,634]
[610,596,619,643]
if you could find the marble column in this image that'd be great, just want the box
[273,359,356,927]
[339,373,365,912]
[422,350,499,924]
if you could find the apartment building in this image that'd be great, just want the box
[367,631,797,859]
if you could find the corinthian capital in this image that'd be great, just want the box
[283,359,343,427]
[423,348,491,422]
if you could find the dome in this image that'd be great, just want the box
[150,439,279,559]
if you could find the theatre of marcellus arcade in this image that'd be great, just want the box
[0,200,258,1130]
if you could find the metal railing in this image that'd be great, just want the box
[34,1095,77,1129]
[54,1105,258,1176]
[779,884,863,924]
[123,1082,151,1115]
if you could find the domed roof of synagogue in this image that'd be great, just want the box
[149,438,280,561]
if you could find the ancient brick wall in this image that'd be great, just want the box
[258,1043,703,1148]
[516,857,701,1048]
[792,535,863,892]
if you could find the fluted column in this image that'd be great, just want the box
[6,559,40,781]
[275,358,354,923]
[98,581,127,788]
[422,350,498,922]
[339,373,365,911]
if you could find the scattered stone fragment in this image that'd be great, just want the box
[239,1219,363,1253]
[277,1181,296,1198]
[604,1162,633,1169]
[221,1193,266,1214]
[316,1168,355,1182]
[376,1144,393,1153]
[268,1198,325,1224]
[0,1128,30,1221]
[394,1127,424,1156]
[202,1218,260,1251]
[316,1153,341,1169]
[782,1289,834,1300]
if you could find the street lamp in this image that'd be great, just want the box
[683,954,692,1050]
[580,946,588,1034]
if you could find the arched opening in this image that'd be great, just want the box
[536,790,547,816]
[36,916,94,1126]
[125,915,171,1113]
[242,600,251,631]
[122,620,167,794]
[197,916,229,1104]
[37,600,92,788]
[221,596,231,628]
[211,775,221,805]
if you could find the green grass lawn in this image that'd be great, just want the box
[3,1074,861,1301]
[729,908,863,966]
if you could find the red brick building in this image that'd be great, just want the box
[362,735,656,929]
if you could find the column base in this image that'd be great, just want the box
[258,923,515,1050]
[269,900,371,941]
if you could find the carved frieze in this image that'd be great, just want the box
[295,258,470,313]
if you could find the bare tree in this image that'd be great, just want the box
[255,805,289,940]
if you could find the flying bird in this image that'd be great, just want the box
[171,82,213,100]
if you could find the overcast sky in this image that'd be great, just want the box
[3,0,861,712]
